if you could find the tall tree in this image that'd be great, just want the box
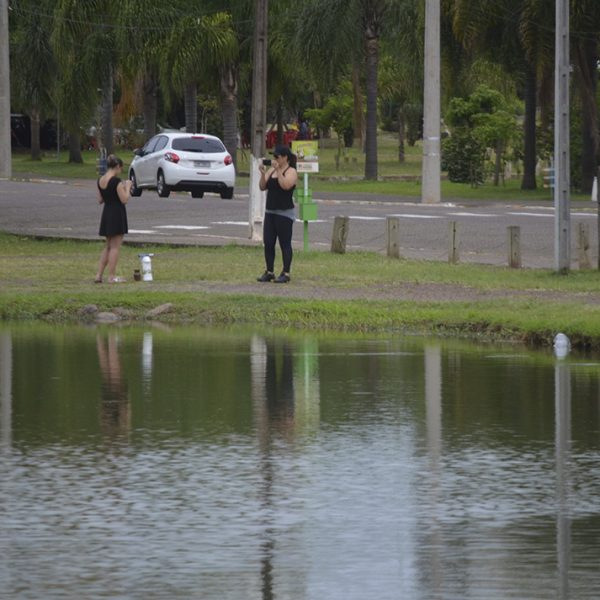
[159,11,237,134]
[9,0,57,160]
[52,0,118,162]
[571,0,600,193]
[449,0,553,190]
[296,0,398,180]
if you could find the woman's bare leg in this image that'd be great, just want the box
[95,240,110,282]
[107,235,124,280]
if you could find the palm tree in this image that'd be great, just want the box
[9,0,56,160]
[449,0,544,190]
[296,0,400,180]
[51,0,118,162]
[159,11,237,134]
[571,0,600,193]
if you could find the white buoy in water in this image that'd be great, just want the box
[553,333,570,358]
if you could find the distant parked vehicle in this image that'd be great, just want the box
[129,132,235,199]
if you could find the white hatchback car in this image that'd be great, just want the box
[129,132,235,199]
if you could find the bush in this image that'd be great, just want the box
[442,129,486,186]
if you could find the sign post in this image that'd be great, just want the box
[292,141,319,251]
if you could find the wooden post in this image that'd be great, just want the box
[386,217,400,258]
[331,216,350,254]
[448,220,459,264]
[577,222,591,270]
[507,226,521,268]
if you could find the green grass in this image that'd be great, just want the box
[2,232,600,350]
[13,132,587,201]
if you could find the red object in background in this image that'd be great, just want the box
[265,127,298,149]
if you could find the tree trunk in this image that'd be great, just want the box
[575,38,599,194]
[68,126,82,163]
[494,140,503,186]
[100,67,114,154]
[364,28,379,180]
[220,63,239,167]
[184,82,197,133]
[276,98,284,146]
[142,73,158,141]
[398,107,405,163]
[30,108,41,161]
[351,62,364,151]
[521,67,537,190]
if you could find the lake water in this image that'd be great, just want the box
[1,323,599,600]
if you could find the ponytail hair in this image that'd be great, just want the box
[289,152,297,169]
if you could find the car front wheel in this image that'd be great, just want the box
[220,187,234,200]
[129,171,143,196]
[157,171,171,198]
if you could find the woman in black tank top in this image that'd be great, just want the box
[257,145,298,283]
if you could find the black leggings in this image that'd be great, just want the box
[263,212,294,273]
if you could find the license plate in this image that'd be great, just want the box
[194,160,210,168]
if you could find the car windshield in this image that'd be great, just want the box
[172,137,225,153]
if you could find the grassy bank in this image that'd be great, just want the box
[2,233,600,350]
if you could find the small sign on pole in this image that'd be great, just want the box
[292,141,320,250]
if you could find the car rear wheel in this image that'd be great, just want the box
[129,171,143,196]
[220,187,234,200]
[157,171,171,198]
[191,190,204,198]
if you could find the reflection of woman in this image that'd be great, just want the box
[265,342,295,426]
[96,333,130,435]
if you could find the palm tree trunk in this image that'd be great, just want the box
[364,31,379,180]
[220,63,239,168]
[142,73,158,141]
[276,98,284,146]
[351,62,364,151]
[521,67,537,190]
[398,107,405,163]
[575,38,599,194]
[68,126,82,163]
[184,83,197,133]
[30,108,41,161]
[100,68,114,154]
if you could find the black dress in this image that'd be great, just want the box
[98,176,128,237]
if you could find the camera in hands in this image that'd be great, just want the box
[262,159,272,166]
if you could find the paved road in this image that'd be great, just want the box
[1,177,598,269]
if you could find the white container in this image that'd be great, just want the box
[139,254,154,282]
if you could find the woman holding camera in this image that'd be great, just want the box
[257,145,298,283]
[94,155,132,283]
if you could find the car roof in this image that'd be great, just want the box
[159,132,222,140]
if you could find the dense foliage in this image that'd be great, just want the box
[6,0,600,191]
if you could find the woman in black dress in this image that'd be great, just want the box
[95,155,132,283]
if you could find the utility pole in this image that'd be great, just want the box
[554,0,570,273]
[421,0,441,204]
[0,0,11,179]
[249,0,268,241]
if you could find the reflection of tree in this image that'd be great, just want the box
[96,333,130,436]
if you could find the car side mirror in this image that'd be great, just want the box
[133,148,144,157]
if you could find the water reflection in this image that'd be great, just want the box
[0,331,11,449]
[96,332,130,437]
[555,360,571,600]
[0,324,599,599]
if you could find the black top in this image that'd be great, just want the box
[265,169,295,211]
[98,176,128,237]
